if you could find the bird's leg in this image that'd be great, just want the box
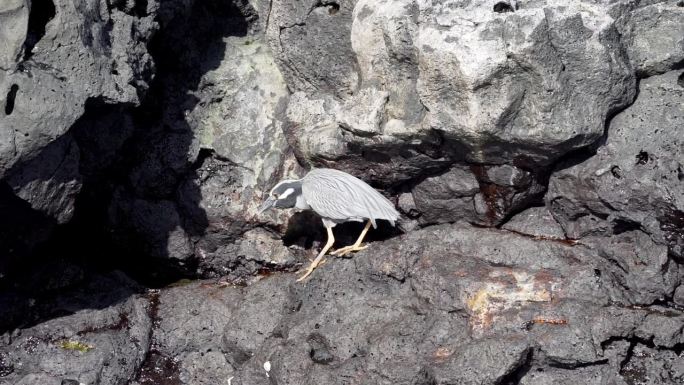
[296,226,335,282]
[331,220,372,257]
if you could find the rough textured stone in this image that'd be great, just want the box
[619,343,684,385]
[187,223,684,383]
[5,135,81,224]
[0,0,28,70]
[503,206,567,239]
[196,227,299,279]
[412,163,545,226]
[412,166,480,225]
[0,0,157,179]
[548,70,684,258]
[4,222,684,384]
[106,0,305,271]
[277,0,636,181]
[618,1,684,77]
[1,1,683,385]
[0,272,151,385]
[0,0,158,263]
[266,0,360,97]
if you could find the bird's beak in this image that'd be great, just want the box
[258,196,276,214]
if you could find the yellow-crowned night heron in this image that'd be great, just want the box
[259,168,399,281]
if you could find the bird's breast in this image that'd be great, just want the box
[295,194,311,210]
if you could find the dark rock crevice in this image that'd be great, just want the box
[22,0,56,61]
[3,84,18,115]
[496,348,533,385]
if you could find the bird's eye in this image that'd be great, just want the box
[273,193,279,199]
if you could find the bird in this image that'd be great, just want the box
[259,168,399,281]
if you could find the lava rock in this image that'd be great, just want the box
[548,70,684,258]
[177,223,683,383]
[5,222,683,384]
[0,0,28,70]
[412,166,480,225]
[266,0,359,97]
[0,0,158,261]
[106,1,303,271]
[276,0,636,177]
[0,274,151,385]
[502,206,566,239]
[618,1,684,77]
[196,227,299,279]
[0,0,157,178]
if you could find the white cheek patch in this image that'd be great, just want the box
[279,188,295,199]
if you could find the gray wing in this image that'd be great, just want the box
[301,168,399,228]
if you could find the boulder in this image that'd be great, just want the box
[274,0,636,184]
[1,0,157,179]
[0,0,157,262]
[618,1,684,77]
[502,206,566,239]
[107,0,304,270]
[548,70,684,259]
[0,272,151,385]
[6,222,683,384]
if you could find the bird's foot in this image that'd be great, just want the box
[330,244,367,257]
[296,258,326,282]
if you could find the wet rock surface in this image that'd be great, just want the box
[1,0,683,384]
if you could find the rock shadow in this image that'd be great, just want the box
[0,0,256,330]
[102,0,255,283]
[282,211,403,251]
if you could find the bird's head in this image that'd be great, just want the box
[258,179,302,213]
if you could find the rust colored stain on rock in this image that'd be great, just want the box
[469,164,509,225]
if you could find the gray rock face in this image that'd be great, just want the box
[105,0,306,266]
[618,1,684,77]
[548,70,684,258]
[195,227,299,280]
[1,0,683,384]
[1,0,156,179]
[276,0,636,180]
[5,135,81,224]
[412,163,546,225]
[0,0,28,71]
[266,0,360,97]
[412,166,481,225]
[0,0,158,259]
[502,206,566,239]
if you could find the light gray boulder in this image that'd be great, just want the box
[618,1,684,77]
[0,0,28,70]
[273,0,637,182]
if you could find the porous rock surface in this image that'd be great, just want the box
[0,0,158,262]
[1,0,683,384]
[548,70,684,259]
